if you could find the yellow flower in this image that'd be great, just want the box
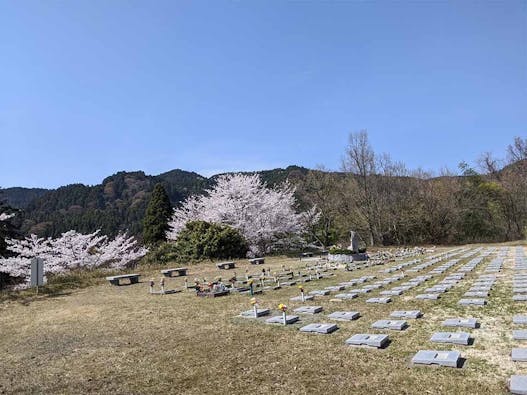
[250,297,257,305]
[278,303,287,311]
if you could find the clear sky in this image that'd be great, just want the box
[1,0,526,188]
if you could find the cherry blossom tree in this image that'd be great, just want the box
[167,174,319,255]
[0,230,147,288]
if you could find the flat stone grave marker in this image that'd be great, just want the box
[464,291,489,297]
[293,306,323,314]
[411,350,461,368]
[371,319,408,331]
[290,295,315,302]
[514,295,527,301]
[430,332,471,345]
[458,298,487,306]
[309,290,330,296]
[509,375,527,395]
[512,348,527,362]
[425,287,448,293]
[514,315,527,325]
[380,290,403,296]
[514,288,527,294]
[334,293,358,300]
[266,315,299,325]
[328,311,360,321]
[345,334,390,348]
[240,308,271,318]
[415,294,440,300]
[442,318,479,328]
[366,297,391,304]
[299,323,338,334]
[390,310,423,319]
[513,330,527,340]
[325,285,345,291]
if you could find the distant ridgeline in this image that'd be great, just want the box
[0,166,310,240]
[1,160,526,246]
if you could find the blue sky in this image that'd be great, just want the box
[1,1,525,188]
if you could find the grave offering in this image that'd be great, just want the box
[345,334,390,348]
[366,297,391,304]
[371,320,408,331]
[293,306,323,314]
[299,323,338,334]
[266,304,299,325]
[509,375,527,395]
[442,318,479,328]
[390,310,423,319]
[512,348,527,362]
[328,311,360,321]
[411,350,461,368]
[290,286,314,302]
[430,332,471,345]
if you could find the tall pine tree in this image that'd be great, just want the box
[143,184,172,246]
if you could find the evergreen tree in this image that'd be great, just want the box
[143,184,173,246]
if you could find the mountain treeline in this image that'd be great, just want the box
[1,134,525,247]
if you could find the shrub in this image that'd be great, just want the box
[174,221,248,261]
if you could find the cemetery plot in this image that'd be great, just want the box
[299,323,339,334]
[345,334,390,348]
[411,350,461,368]
[371,320,408,331]
[509,375,527,395]
[327,311,360,321]
[430,332,471,346]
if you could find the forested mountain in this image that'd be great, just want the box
[1,136,526,248]
[0,166,310,240]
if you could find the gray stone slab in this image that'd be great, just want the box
[366,297,392,304]
[513,330,527,340]
[345,334,390,348]
[514,315,527,325]
[512,348,527,362]
[290,295,315,302]
[308,290,330,296]
[328,311,360,321]
[415,294,440,300]
[334,293,358,300]
[266,315,299,324]
[299,323,338,334]
[442,318,479,328]
[240,308,271,318]
[515,288,527,294]
[458,298,487,306]
[510,375,527,395]
[293,306,323,314]
[514,295,527,301]
[380,290,403,296]
[325,285,345,291]
[371,319,408,331]
[464,291,489,297]
[430,332,470,345]
[411,350,461,368]
[390,310,423,319]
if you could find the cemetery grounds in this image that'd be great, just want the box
[1,243,526,394]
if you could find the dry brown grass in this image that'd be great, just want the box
[0,246,525,394]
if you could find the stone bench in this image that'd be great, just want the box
[161,267,188,277]
[216,262,236,270]
[248,258,265,265]
[106,274,140,286]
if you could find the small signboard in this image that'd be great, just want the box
[30,258,44,288]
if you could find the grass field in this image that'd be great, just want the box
[1,245,526,394]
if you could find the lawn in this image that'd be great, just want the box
[0,245,524,394]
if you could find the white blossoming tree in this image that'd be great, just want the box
[0,230,147,288]
[167,173,319,255]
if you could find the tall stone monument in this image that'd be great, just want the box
[348,231,360,252]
